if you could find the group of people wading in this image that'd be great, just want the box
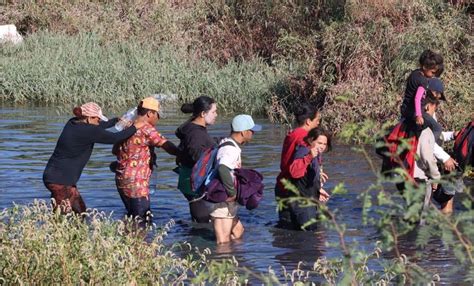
[43,49,473,244]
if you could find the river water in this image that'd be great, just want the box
[0,105,467,284]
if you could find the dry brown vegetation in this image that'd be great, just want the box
[1,0,472,134]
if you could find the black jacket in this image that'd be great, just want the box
[175,120,216,168]
[43,118,136,185]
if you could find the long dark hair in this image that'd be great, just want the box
[294,103,319,126]
[304,127,332,152]
[181,96,215,118]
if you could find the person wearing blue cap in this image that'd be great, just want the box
[205,114,262,244]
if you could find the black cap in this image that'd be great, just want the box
[427,78,446,101]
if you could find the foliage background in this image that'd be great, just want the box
[1,0,472,134]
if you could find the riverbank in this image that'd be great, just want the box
[1,0,472,136]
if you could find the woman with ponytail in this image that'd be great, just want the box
[175,96,218,223]
[43,102,144,214]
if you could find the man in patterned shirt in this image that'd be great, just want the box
[114,97,178,226]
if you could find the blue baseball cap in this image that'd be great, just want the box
[231,114,262,132]
[427,78,446,101]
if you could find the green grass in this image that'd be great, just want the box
[0,32,288,115]
[0,201,242,285]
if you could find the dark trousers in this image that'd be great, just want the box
[275,186,318,231]
[117,188,152,227]
[44,183,86,214]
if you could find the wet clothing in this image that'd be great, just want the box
[114,122,167,223]
[43,117,136,215]
[115,122,167,199]
[117,186,152,227]
[289,145,322,198]
[175,120,217,222]
[281,145,322,231]
[44,183,86,214]
[400,69,429,119]
[275,127,308,198]
[275,127,308,225]
[43,117,135,186]
[205,138,242,219]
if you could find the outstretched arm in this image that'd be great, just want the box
[161,141,179,156]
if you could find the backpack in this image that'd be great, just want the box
[191,141,236,195]
[454,121,474,171]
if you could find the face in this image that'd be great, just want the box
[307,112,321,129]
[431,91,442,99]
[425,102,438,115]
[242,130,254,144]
[422,66,438,78]
[203,103,218,125]
[148,110,159,125]
[87,116,100,125]
[310,135,328,153]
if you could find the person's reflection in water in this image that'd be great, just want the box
[270,226,327,277]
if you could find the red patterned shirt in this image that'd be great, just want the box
[115,122,166,198]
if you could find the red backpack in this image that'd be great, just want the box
[454,121,474,170]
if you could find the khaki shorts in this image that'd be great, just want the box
[205,201,238,219]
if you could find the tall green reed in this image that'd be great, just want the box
[1,32,287,115]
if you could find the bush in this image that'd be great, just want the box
[0,32,286,114]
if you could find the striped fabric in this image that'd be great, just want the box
[80,102,108,121]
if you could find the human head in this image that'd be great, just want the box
[419,49,444,78]
[73,102,108,125]
[231,114,262,144]
[181,96,217,125]
[304,128,332,153]
[294,103,320,130]
[137,97,161,125]
[424,92,440,116]
[426,77,446,101]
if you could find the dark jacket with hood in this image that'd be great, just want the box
[175,120,216,168]
[289,145,322,198]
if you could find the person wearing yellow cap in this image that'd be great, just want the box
[43,102,144,215]
[113,97,179,227]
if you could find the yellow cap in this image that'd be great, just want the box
[141,97,160,112]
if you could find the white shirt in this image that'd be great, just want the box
[431,112,454,163]
[216,138,241,170]
[415,128,441,181]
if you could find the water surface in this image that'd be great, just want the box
[0,105,466,284]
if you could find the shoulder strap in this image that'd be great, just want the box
[218,140,237,149]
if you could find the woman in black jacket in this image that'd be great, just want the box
[175,96,218,223]
[43,102,143,214]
